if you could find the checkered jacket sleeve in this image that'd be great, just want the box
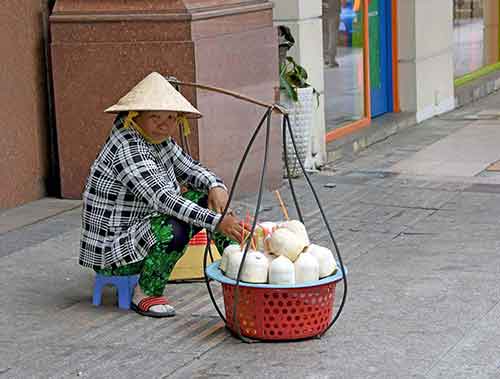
[168,139,228,193]
[113,139,222,232]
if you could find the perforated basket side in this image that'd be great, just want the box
[222,282,336,341]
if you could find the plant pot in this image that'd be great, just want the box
[280,86,314,178]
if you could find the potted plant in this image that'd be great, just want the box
[278,26,319,178]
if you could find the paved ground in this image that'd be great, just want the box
[2,92,500,378]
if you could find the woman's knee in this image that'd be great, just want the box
[166,218,192,250]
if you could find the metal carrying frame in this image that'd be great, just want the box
[167,77,348,343]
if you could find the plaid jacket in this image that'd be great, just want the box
[79,116,226,269]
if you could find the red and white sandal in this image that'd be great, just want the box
[131,296,176,318]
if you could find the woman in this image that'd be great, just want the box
[80,72,247,318]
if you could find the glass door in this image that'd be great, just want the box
[323,0,367,132]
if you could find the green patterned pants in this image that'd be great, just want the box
[96,190,233,296]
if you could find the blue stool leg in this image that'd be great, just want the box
[129,275,139,301]
[92,275,105,306]
[117,276,132,310]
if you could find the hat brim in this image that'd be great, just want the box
[104,106,202,119]
[103,72,203,119]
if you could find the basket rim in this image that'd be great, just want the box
[206,261,345,289]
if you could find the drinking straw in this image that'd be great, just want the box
[274,190,290,221]
[240,218,245,249]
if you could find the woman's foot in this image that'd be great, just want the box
[131,285,176,317]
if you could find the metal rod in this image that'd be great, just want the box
[169,79,288,115]
[283,116,304,223]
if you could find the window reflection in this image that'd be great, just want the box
[453,0,485,77]
[323,0,365,132]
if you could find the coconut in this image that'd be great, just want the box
[306,244,337,278]
[240,251,269,283]
[268,228,306,262]
[220,244,241,273]
[225,249,244,280]
[294,252,320,283]
[263,251,276,265]
[280,220,310,247]
[269,255,295,285]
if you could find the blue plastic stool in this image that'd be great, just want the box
[92,274,139,310]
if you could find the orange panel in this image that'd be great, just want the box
[326,117,371,143]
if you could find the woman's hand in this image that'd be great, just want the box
[208,187,229,214]
[216,214,250,243]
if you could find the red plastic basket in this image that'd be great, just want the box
[221,281,337,340]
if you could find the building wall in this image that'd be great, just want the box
[0,1,50,209]
[398,0,455,122]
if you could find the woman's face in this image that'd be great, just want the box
[136,111,178,141]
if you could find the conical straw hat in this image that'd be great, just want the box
[104,72,202,118]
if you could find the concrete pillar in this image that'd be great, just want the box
[398,0,455,122]
[272,0,326,170]
[483,0,499,66]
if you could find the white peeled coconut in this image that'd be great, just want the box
[306,244,337,278]
[225,249,244,280]
[254,222,277,252]
[220,244,241,273]
[240,251,269,283]
[269,255,295,285]
[268,228,306,262]
[263,251,276,265]
[280,220,310,247]
[294,252,320,283]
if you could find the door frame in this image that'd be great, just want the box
[370,0,394,117]
[326,0,400,143]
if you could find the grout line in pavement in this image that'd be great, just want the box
[357,201,441,211]
[0,204,81,237]
[422,296,500,378]
[164,330,231,378]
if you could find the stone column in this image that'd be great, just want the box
[50,0,280,199]
[398,0,455,122]
[272,0,326,170]
[483,0,499,66]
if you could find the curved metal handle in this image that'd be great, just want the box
[173,74,348,341]
[283,114,348,337]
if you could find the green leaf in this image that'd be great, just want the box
[296,65,308,80]
[286,73,302,88]
[280,75,298,101]
[279,62,287,76]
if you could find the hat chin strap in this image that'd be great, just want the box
[124,111,168,145]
